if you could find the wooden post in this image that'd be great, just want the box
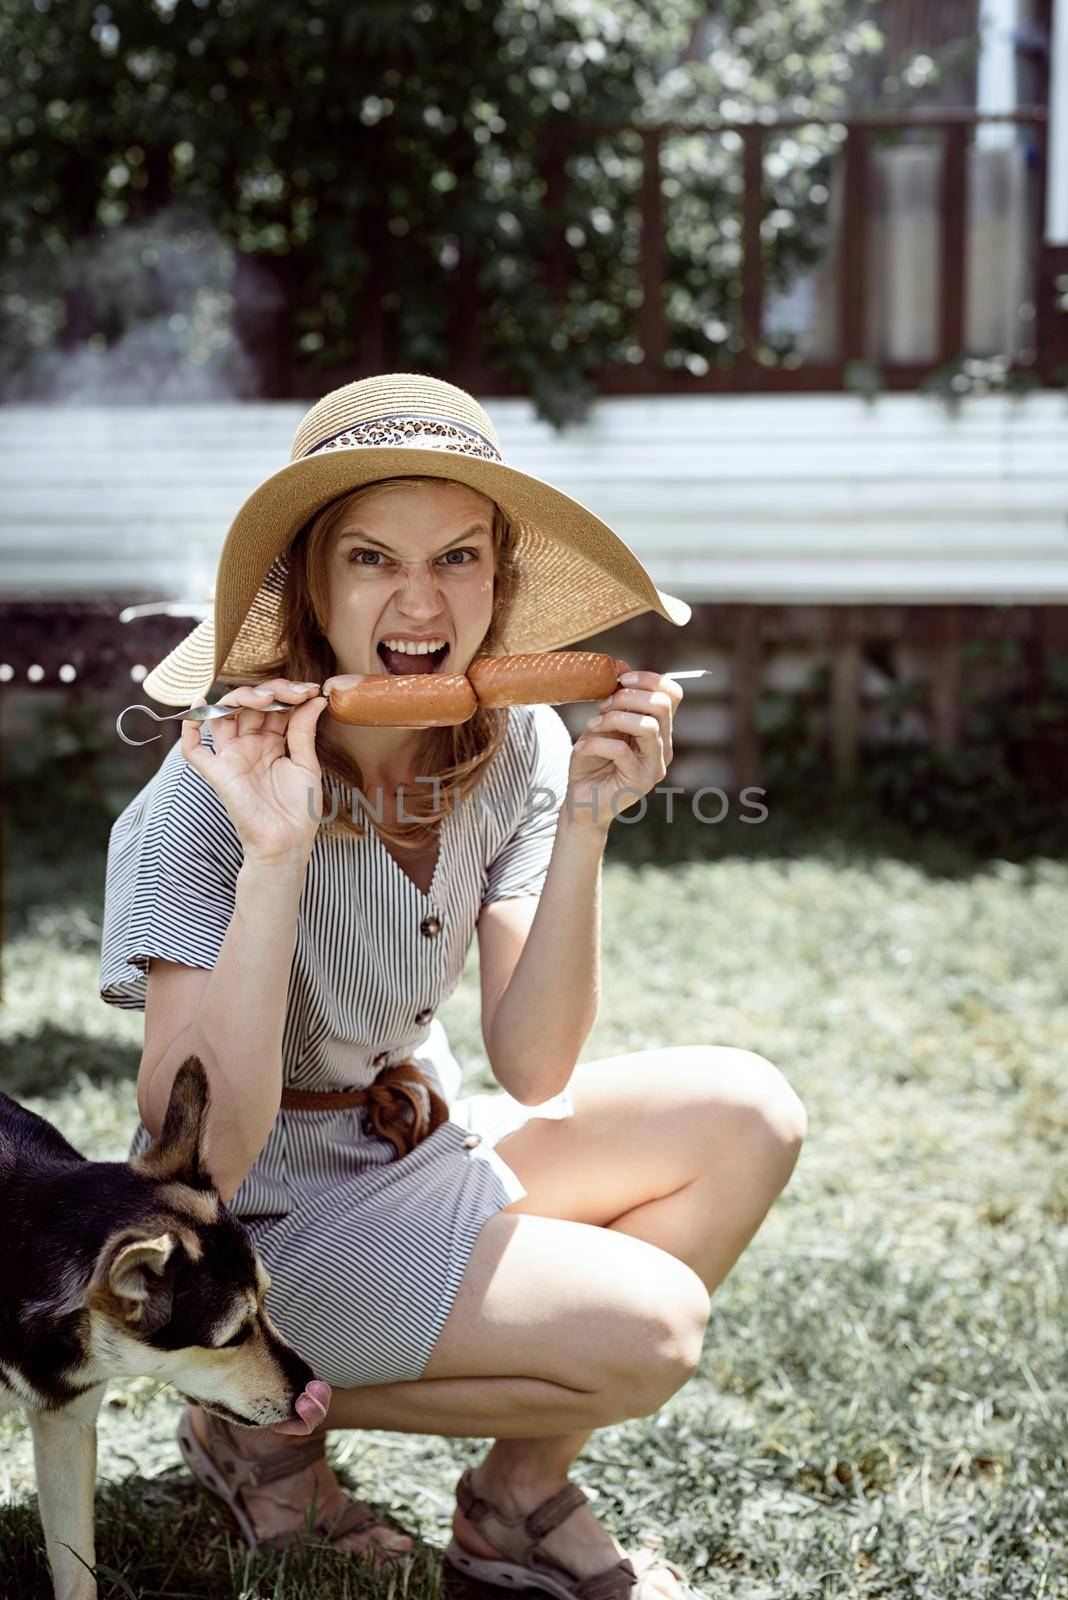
[731,605,763,793]
[1040,604,1068,677]
[930,604,963,751]
[939,123,968,364]
[740,126,765,374]
[838,127,869,363]
[830,609,861,787]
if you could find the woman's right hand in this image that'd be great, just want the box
[180,681,329,866]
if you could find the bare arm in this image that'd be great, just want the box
[478,671,683,1106]
[135,677,328,1205]
[479,811,609,1104]
[138,856,308,1205]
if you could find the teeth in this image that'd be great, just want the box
[380,639,447,655]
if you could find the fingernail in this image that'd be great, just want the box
[590,714,603,727]
[619,673,639,685]
[254,686,273,697]
[598,697,612,709]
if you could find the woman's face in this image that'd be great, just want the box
[322,479,497,681]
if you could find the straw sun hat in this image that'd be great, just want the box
[141,372,692,707]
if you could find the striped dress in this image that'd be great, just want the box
[98,702,576,1387]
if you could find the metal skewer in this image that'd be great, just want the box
[116,667,716,746]
[116,700,293,746]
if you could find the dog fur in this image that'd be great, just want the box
[0,1056,315,1600]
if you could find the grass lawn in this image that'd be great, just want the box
[1,811,1066,1599]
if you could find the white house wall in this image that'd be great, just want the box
[1,393,1066,605]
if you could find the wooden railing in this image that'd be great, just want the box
[534,107,1054,394]
[5,599,1067,797]
[283,106,1056,399]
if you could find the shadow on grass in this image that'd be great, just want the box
[0,1026,140,1101]
[0,1471,455,1600]
[7,777,1068,945]
[600,791,1039,880]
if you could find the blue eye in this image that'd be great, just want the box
[348,548,479,567]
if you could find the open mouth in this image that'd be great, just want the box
[377,642,451,676]
[186,1396,258,1427]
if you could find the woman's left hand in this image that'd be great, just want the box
[565,671,684,831]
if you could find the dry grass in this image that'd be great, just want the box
[2,822,1066,1597]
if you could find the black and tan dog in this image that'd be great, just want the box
[0,1056,320,1600]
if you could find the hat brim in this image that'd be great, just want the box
[144,446,691,706]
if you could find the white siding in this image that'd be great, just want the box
[2,393,1067,602]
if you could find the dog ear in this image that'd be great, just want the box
[89,1230,178,1335]
[131,1055,213,1187]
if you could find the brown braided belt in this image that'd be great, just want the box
[278,1058,452,1160]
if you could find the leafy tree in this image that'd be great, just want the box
[2,1,917,424]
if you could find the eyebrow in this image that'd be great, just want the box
[337,523,492,556]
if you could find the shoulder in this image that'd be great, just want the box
[481,705,573,830]
[501,702,574,774]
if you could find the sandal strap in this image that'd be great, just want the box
[207,1417,325,1490]
[575,1558,638,1600]
[455,1468,497,1527]
[456,1469,590,1563]
[526,1482,591,1540]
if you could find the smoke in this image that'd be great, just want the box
[1,205,283,403]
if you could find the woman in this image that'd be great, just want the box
[100,374,806,1599]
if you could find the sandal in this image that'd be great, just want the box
[177,1406,410,1564]
[444,1468,704,1600]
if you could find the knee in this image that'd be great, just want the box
[702,1046,807,1183]
[600,1255,710,1422]
[739,1051,807,1182]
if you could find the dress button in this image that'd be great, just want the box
[463,1133,482,1149]
[414,1007,433,1026]
[420,914,442,938]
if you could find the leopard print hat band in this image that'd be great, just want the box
[307,415,504,464]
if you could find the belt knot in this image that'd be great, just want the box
[278,1058,450,1159]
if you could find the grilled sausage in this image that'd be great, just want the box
[326,651,630,728]
[467,651,627,708]
[327,672,477,727]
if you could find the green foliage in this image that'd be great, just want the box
[4,695,158,845]
[920,354,1044,415]
[0,0,915,423]
[3,696,164,940]
[758,641,1068,856]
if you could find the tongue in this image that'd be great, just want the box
[381,644,440,675]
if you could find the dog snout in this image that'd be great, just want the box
[265,1321,317,1401]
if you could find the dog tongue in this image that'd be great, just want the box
[382,644,438,675]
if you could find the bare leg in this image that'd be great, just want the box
[208,1046,804,1592]
[190,1209,705,1559]
[445,1046,806,1596]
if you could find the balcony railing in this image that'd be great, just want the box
[534,107,1054,393]
[282,106,1055,399]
